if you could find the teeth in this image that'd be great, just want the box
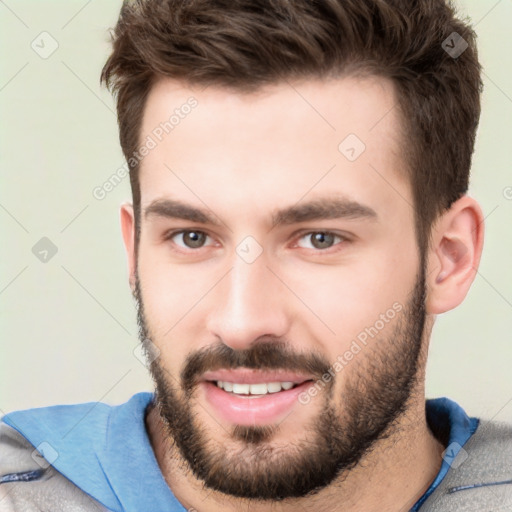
[248,383,268,395]
[267,382,282,393]
[216,381,298,395]
[232,383,250,395]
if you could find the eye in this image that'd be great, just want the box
[296,231,345,250]
[167,230,213,249]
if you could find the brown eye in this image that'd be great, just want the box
[172,230,210,249]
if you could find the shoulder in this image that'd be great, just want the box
[421,418,512,511]
[462,418,512,471]
[0,393,154,512]
[0,421,108,512]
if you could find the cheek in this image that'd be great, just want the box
[137,262,198,367]
[280,250,417,352]
[138,239,213,318]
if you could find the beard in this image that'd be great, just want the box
[134,263,427,501]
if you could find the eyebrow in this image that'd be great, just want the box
[144,197,378,229]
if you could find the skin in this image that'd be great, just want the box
[120,75,484,511]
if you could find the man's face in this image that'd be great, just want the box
[131,76,426,499]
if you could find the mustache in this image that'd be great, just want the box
[180,340,332,393]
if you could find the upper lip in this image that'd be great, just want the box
[201,368,313,385]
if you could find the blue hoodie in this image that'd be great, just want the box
[0,392,479,511]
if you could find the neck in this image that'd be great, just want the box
[145,396,444,512]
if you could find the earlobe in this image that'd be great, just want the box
[120,202,136,293]
[425,196,484,314]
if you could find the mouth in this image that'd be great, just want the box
[199,369,315,425]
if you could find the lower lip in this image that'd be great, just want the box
[201,381,313,426]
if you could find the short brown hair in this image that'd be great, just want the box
[100,0,482,253]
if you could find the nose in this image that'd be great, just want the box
[205,249,290,351]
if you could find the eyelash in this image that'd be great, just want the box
[163,229,350,254]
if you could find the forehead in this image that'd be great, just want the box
[141,75,402,150]
[138,75,410,222]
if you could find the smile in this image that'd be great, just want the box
[199,369,315,425]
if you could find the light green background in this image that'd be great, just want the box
[1,1,511,422]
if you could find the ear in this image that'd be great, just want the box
[425,195,484,314]
[120,202,137,294]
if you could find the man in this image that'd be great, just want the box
[1,0,511,510]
